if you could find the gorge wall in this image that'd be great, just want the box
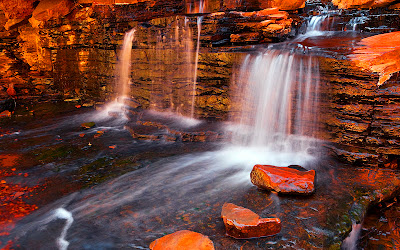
[1,0,400,167]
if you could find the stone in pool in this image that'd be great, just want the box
[250,164,315,194]
[221,203,281,239]
[149,230,215,250]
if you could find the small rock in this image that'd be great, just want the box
[221,203,281,239]
[250,164,315,195]
[149,230,215,250]
[81,122,95,129]
[264,23,285,31]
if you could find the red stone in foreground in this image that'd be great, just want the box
[149,230,215,250]
[250,164,315,194]
[221,203,281,239]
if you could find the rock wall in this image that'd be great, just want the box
[1,0,400,167]
[320,56,400,168]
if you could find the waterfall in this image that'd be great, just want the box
[191,16,203,118]
[230,49,320,155]
[190,0,205,118]
[305,6,341,36]
[95,28,135,120]
[115,28,136,102]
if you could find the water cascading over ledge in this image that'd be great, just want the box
[229,48,321,157]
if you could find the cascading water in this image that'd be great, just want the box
[115,28,136,102]
[304,6,341,36]
[190,0,205,118]
[95,28,135,119]
[229,49,320,158]
[191,15,203,118]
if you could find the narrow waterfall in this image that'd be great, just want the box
[230,49,320,155]
[191,16,203,118]
[190,0,205,118]
[115,28,136,102]
[96,28,135,119]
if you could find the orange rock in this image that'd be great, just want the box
[149,230,215,250]
[351,31,400,85]
[0,0,36,20]
[268,12,289,20]
[265,0,306,10]
[250,165,315,194]
[332,0,397,8]
[259,20,276,27]
[230,33,260,43]
[256,8,279,17]
[263,23,285,31]
[221,203,281,239]
[32,0,75,22]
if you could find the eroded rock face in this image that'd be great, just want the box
[32,0,75,22]
[221,202,281,239]
[332,0,397,9]
[222,0,305,11]
[266,0,306,11]
[0,0,36,30]
[250,165,315,194]
[149,230,215,250]
[351,31,400,86]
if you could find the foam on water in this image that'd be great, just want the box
[147,110,203,127]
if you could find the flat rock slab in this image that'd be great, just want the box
[149,230,215,250]
[221,203,281,239]
[250,164,316,194]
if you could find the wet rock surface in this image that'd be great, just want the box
[352,31,400,86]
[250,164,316,194]
[360,196,400,249]
[317,38,400,167]
[221,202,281,238]
[0,104,400,248]
[149,230,215,250]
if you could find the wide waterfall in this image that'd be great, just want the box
[229,49,320,156]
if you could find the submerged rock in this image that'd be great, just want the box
[149,230,215,250]
[250,164,315,194]
[81,122,96,129]
[221,203,281,239]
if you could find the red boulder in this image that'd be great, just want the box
[221,203,281,239]
[250,164,315,194]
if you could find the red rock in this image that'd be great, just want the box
[149,230,215,250]
[221,203,281,239]
[6,84,16,97]
[250,165,315,194]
